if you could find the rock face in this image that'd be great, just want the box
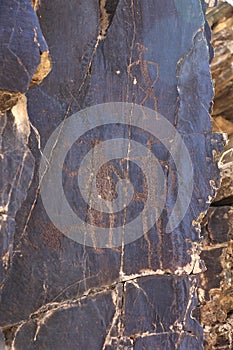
[207,0,233,207]
[0,1,223,349]
[0,0,51,113]
[208,1,233,121]
[198,2,233,349]
[200,207,233,350]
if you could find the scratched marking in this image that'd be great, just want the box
[128,43,159,112]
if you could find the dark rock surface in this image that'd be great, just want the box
[0,0,51,112]
[13,291,115,350]
[0,1,223,349]
[0,98,35,285]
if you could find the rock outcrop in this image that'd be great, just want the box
[0,1,225,349]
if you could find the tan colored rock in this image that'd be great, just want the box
[212,116,233,135]
[207,2,233,121]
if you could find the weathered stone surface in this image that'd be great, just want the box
[207,1,233,121]
[0,1,223,349]
[214,143,233,205]
[207,1,233,208]
[199,206,233,350]
[123,275,201,338]
[134,333,201,350]
[198,4,233,349]
[0,97,35,284]
[12,291,115,350]
[0,0,51,112]
[201,206,233,245]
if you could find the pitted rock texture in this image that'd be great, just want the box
[200,207,233,350]
[199,3,233,349]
